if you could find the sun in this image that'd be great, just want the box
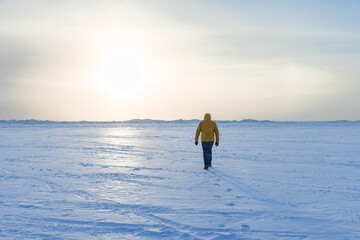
[96,46,146,96]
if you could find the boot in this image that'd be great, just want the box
[204,164,209,170]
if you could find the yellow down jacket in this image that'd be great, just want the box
[195,113,219,143]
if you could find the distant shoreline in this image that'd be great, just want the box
[1,119,359,124]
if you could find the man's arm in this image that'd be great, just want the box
[195,123,201,145]
[214,122,219,146]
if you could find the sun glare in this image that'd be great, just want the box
[96,46,146,97]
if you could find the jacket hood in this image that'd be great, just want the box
[204,113,211,121]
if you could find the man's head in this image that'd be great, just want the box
[204,113,211,121]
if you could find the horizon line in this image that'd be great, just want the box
[1,118,359,123]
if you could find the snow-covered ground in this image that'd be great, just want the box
[1,121,360,239]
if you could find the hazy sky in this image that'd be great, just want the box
[1,0,359,121]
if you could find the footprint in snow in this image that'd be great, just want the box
[214,195,221,198]
[79,163,93,167]
[241,224,250,231]
[225,202,235,206]
[226,188,232,192]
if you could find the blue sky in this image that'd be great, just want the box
[0,0,359,120]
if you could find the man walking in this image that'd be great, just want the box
[195,113,219,170]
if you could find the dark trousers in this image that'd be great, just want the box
[202,141,214,166]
